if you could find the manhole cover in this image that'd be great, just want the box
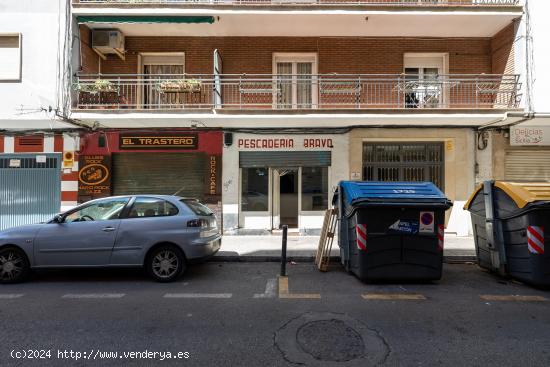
[296,319,365,362]
[275,312,389,366]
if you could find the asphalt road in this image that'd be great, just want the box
[1,262,549,367]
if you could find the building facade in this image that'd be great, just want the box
[3,0,537,236]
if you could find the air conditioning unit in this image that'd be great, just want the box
[92,29,125,60]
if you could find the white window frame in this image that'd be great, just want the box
[0,33,22,82]
[403,52,449,108]
[272,53,318,109]
[137,52,185,108]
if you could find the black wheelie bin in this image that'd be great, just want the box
[336,181,453,282]
[465,181,550,286]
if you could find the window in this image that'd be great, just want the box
[140,53,185,108]
[180,199,213,216]
[363,143,444,190]
[65,198,129,223]
[242,168,269,212]
[0,34,21,81]
[128,197,179,218]
[301,167,329,211]
[273,53,317,109]
[403,53,448,109]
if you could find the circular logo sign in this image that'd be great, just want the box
[79,163,109,186]
[420,212,434,226]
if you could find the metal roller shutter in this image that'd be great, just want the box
[0,154,61,230]
[505,149,550,181]
[112,153,206,199]
[239,151,331,168]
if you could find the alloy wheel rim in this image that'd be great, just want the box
[152,250,179,278]
[0,251,24,281]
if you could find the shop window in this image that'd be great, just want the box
[0,34,21,81]
[301,167,328,211]
[128,197,179,218]
[65,198,129,223]
[242,168,269,212]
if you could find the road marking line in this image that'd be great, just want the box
[362,293,426,300]
[480,295,548,302]
[164,293,233,299]
[254,278,277,299]
[0,294,24,299]
[62,293,125,299]
[278,276,321,299]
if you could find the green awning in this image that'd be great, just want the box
[77,16,215,24]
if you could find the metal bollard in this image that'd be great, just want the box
[280,225,288,277]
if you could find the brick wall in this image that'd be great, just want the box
[78,29,494,75]
[491,22,516,75]
[79,25,100,73]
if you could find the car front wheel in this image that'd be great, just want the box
[146,245,186,283]
[0,247,30,284]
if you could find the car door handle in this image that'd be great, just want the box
[102,227,116,232]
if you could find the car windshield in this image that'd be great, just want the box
[180,199,213,216]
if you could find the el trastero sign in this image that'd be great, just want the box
[510,126,550,146]
[119,134,198,150]
[78,155,111,197]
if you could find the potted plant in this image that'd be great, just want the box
[76,79,118,95]
[156,79,202,93]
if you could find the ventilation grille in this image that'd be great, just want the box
[17,136,43,146]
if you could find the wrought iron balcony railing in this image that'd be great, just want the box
[73,0,519,6]
[73,73,521,111]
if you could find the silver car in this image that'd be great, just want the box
[0,195,221,283]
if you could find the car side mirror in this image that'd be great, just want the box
[53,214,64,224]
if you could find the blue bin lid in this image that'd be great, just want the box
[339,181,452,210]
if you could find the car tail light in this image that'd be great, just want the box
[188,218,220,237]
[187,219,208,228]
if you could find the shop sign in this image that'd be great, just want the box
[205,155,220,197]
[119,134,198,150]
[237,138,333,149]
[510,126,550,146]
[78,155,111,197]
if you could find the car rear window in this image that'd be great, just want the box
[180,199,213,216]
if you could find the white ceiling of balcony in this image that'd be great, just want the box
[76,9,522,38]
[69,111,514,129]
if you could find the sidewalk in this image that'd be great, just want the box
[213,234,476,262]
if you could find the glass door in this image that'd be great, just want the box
[274,54,317,109]
[404,67,442,108]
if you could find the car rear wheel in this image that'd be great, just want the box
[146,245,186,283]
[0,247,30,284]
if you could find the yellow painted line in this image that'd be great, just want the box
[280,293,322,299]
[480,295,548,302]
[362,293,426,300]
[278,276,321,299]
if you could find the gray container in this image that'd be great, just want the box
[465,181,550,286]
[336,181,452,282]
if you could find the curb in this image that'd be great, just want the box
[210,255,477,264]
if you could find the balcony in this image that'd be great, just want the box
[73,73,520,111]
[73,0,519,6]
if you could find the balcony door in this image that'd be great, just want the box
[139,53,185,109]
[403,53,448,109]
[273,53,318,109]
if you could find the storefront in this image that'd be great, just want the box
[78,130,223,213]
[222,133,348,233]
[506,125,550,181]
[349,128,476,236]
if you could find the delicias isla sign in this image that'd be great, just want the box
[78,155,111,197]
[119,134,198,150]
